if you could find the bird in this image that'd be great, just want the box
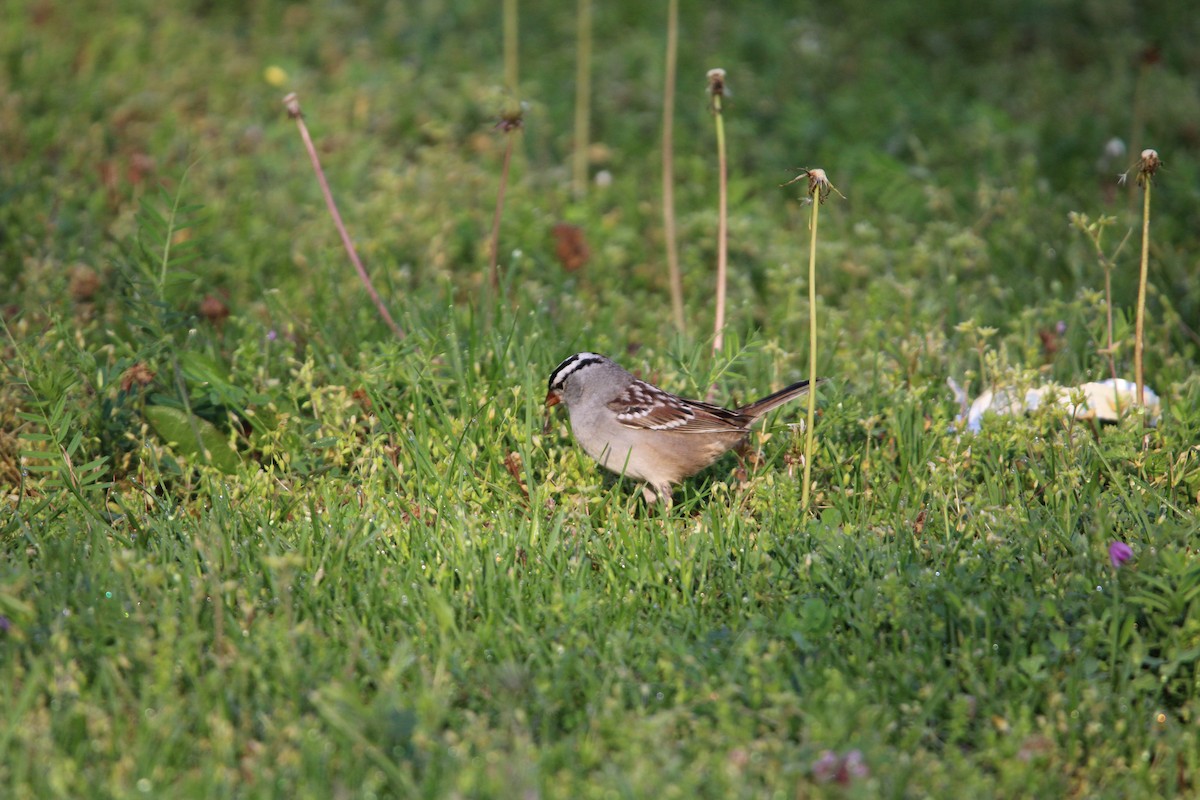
[545,352,819,504]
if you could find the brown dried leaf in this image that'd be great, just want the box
[68,264,101,302]
[552,223,590,272]
[200,294,230,324]
[120,362,155,392]
[503,451,529,498]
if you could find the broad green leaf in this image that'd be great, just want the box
[179,351,230,387]
[144,405,241,475]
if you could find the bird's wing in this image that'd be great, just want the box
[607,381,745,433]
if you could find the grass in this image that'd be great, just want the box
[3,1,1200,797]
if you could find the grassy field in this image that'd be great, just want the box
[3,1,1200,797]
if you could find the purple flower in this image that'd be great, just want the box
[1109,541,1133,569]
[812,750,840,783]
[812,749,869,785]
[843,749,869,780]
[0,615,10,634]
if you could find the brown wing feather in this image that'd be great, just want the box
[607,380,747,433]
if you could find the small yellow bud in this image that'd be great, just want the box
[264,65,288,88]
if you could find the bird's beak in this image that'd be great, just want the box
[543,391,561,435]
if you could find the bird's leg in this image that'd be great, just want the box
[643,483,673,507]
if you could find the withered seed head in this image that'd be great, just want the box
[1137,149,1161,186]
[495,106,524,134]
[1120,148,1163,187]
[781,167,845,204]
[706,68,727,97]
[283,92,302,119]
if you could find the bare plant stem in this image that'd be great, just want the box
[503,0,518,99]
[1134,176,1151,406]
[1070,213,1132,382]
[711,93,728,355]
[283,93,404,340]
[1097,228,1134,381]
[801,186,820,514]
[489,128,518,293]
[662,0,684,333]
[572,0,592,199]
[1102,265,1117,381]
[782,168,840,512]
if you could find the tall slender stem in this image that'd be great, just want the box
[489,128,517,294]
[1103,265,1117,381]
[662,0,684,333]
[503,0,518,100]
[802,188,820,513]
[283,93,403,340]
[572,0,592,199]
[712,93,728,355]
[1134,178,1151,406]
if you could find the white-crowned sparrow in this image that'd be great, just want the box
[545,352,820,504]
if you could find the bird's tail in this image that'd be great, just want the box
[739,378,826,419]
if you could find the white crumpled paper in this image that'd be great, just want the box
[949,377,1161,432]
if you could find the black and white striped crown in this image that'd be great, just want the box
[548,352,609,392]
